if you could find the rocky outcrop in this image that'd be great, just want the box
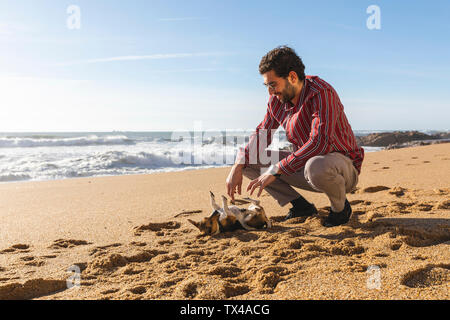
[356,131,434,147]
[356,131,450,149]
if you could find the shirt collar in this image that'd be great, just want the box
[284,79,307,111]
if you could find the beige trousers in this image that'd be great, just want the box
[242,151,359,212]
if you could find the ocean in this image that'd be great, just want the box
[0,130,386,183]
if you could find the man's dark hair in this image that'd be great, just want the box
[259,46,305,81]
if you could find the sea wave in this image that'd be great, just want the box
[0,173,32,182]
[0,147,235,183]
[102,150,185,169]
[0,135,135,148]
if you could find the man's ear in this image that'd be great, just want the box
[288,71,298,84]
[187,219,200,229]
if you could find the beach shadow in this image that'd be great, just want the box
[211,223,298,242]
[212,230,260,242]
[318,217,450,247]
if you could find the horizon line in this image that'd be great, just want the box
[0,129,448,133]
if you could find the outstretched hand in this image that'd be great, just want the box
[226,165,243,201]
[247,174,276,197]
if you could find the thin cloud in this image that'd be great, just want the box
[54,52,233,67]
[151,68,221,73]
[158,17,205,22]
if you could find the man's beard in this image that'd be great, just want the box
[279,80,296,103]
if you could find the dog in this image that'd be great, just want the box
[187,192,272,235]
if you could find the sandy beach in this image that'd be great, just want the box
[0,143,449,300]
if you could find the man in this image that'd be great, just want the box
[226,46,364,227]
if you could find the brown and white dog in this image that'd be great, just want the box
[188,192,272,235]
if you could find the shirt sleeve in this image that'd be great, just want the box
[236,96,281,167]
[277,89,338,175]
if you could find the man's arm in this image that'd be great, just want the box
[235,96,281,167]
[228,96,281,200]
[277,89,338,175]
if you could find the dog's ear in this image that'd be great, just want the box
[212,210,220,219]
[187,219,200,229]
[209,210,220,218]
[210,191,215,197]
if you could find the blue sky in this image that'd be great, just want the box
[0,0,449,132]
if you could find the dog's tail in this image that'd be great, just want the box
[242,197,260,206]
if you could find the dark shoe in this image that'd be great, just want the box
[322,199,352,227]
[284,203,317,221]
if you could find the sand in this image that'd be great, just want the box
[0,143,449,300]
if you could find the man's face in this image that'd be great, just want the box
[263,70,296,103]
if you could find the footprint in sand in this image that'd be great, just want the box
[154,253,180,264]
[254,266,288,293]
[435,200,450,210]
[128,285,147,295]
[158,276,186,289]
[390,241,402,251]
[41,255,57,259]
[89,243,122,257]
[387,201,416,214]
[129,241,146,247]
[412,255,428,261]
[24,260,45,267]
[20,256,35,262]
[388,187,407,197]
[85,248,169,275]
[0,244,30,254]
[207,265,242,279]
[133,221,181,236]
[122,266,144,275]
[360,186,390,193]
[101,288,120,295]
[287,239,304,249]
[223,283,252,298]
[414,203,434,212]
[0,278,67,300]
[401,264,450,288]
[329,241,366,256]
[158,239,174,246]
[373,252,390,258]
[50,239,91,249]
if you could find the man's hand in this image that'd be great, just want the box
[226,165,243,201]
[247,173,276,197]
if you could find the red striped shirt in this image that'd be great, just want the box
[238,75,364,175]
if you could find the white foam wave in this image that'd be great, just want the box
[0,173,32,182]
[0,135,134,148]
